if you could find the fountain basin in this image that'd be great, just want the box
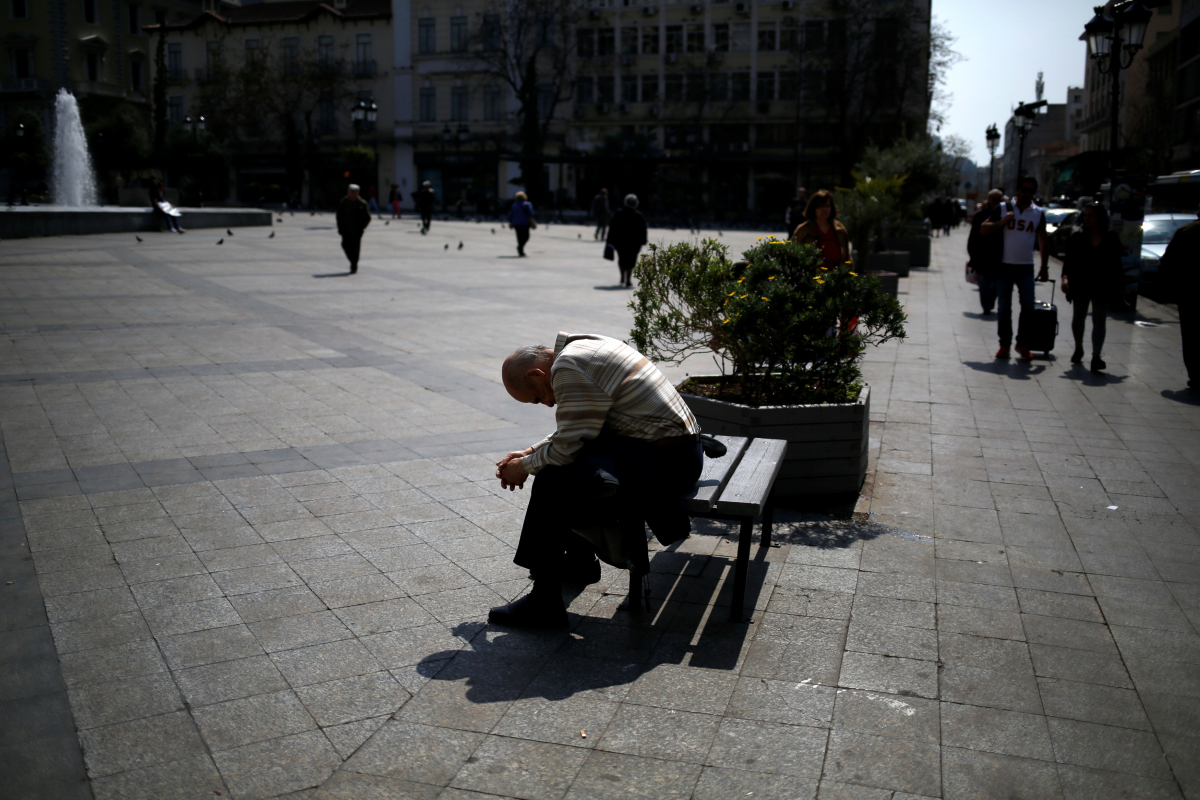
[1,205,272,239]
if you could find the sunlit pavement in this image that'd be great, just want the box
[1,217,1196,800]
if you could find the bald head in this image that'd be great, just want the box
[502,345,553,390]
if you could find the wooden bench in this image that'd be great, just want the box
[626,435,788,623]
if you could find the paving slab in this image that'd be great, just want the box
[1,222,1197,798]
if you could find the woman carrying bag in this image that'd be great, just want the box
[606,194,648,287]
[1061,202,1122,373]
[508,191,535,257]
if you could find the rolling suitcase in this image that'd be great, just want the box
[1017,283,1058,357]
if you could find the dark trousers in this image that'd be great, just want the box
[341,235,361,272]
[513,436,703,578]
[514,225,530,255]
[1070,291,1109,358]
[617,247,640,284]
[420,210,432,230]
[996,264,1036,347]
[1181,302,1198,386]
[595,221,608,240]
[978,272,998,312]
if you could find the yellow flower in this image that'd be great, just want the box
[820,266,828,271]
[737,277,745,283]
[760,296,769,301]
[740,294,748,299]
[768,276,775,280]
[815,278,825,284]
[808,305,813,309]
[728,291,736,296]
[849,272,858,276]
[723,319,730,325]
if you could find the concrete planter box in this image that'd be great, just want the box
[866,271,899,298]
[678,377,869,497]
[865,250,909,278]
[883,236,930,267]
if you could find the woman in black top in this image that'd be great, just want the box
[1061,203,1122,373]
[606,194,648,287]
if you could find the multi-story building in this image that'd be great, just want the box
[1172,0,1199,167]
[1,0,203,199]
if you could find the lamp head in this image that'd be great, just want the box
[1084,8,1114,59]
[1117,1,1152,52]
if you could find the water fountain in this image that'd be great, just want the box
[52,89,98,207]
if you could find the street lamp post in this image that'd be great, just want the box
[1083,1,1152,189]
[985,124,1000,190]
[1013,103,1039,190]
[351,98,377,142]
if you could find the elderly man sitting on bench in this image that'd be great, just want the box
[491,332,703,629]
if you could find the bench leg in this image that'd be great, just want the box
[761,495,775,548]
[728,517,753,623]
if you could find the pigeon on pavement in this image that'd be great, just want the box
[444,243,449,250]
[135,235,143,243]
[491,229,495,234]
[385,220,389,225]
[216,238,224,245]
[458,241,463,250]
[226,229,234,236]
[268,231,275,238]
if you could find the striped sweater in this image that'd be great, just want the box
[521,332,700,475]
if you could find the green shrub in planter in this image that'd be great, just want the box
[630,236,906,407]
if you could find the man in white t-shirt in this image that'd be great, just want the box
[981,176,1051,360]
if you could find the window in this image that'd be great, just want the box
[687,24,704,53]
[665,25,682,54]
[168,95,183,126]
[450,16,467,52]
[756,70,774,101]
[709,72,728,102]
[537,83,555,118]
[318,93,337,132]
[730,22,751,52]
[825,68,842,102]
[167,42,182,80]
[778,70,798,101]
[245,38,261,63]
[804,20,824,49]
[419,87,436,121]
[664,73,682,102]
[597,75,614,103]
[641,27,658,55]
[713,23,729,52]
[11,0,28,18]
[597,27,614,56]
[205,40,221,80]
[130,58,143,92]
[731,71,750,99]
[83,0,97,24]
[281,37,298,75]
[757,23,775,52]
[12,48,31,79]
[355,33,373,75]
[86,52,99,82]
[780,25,798,52]
[128,4,140,35]
[483,85,502,119]
[576,76,594,104]
[318,34,335,64]
[451,85,468,120]
[641,74,657,102]
[483,14,500,50]
[685,72,705,102]
[536,12,554,47]
[621,74,637,103]
[621,27,637,55]
[418,18,435,54]
[577,29,594,57]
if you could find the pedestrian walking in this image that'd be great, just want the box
[790,189,850,268]
[968,189,1004,314]
[591,189,611,240]
[981,176,1051,360]
[414,180,436,233]
[367,185,380,213]
[606,194,648,287]
[336,183,371,274]
[784,187,808,238]
[388,183,402,218]
[150,178,184,234]
[508,191,535,257]
[1060,203,1122,373]
[1159,205,1200,391]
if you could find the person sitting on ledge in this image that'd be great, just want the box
[490,333,703,629]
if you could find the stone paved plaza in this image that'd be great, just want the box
[1,215,1198,800]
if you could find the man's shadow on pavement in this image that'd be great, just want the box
[1161,388,1199,405]
[593,285,632,291]
[312,271,353,278]
[962,360,1049,380]
[415,515,886,706]
[1058,365,1128,385]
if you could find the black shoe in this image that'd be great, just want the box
[981,308,993,315]
[1071,347,1084,364]
[488,590,567,629]
[1091,357,1106,373]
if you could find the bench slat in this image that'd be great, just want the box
[712,438,788,516]
[686,435,748,514]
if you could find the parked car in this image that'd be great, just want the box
[1043,209,1078,257]
[1139,213,1195,297]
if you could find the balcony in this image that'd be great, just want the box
[0,77,51,93]
[352,60,376,78]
